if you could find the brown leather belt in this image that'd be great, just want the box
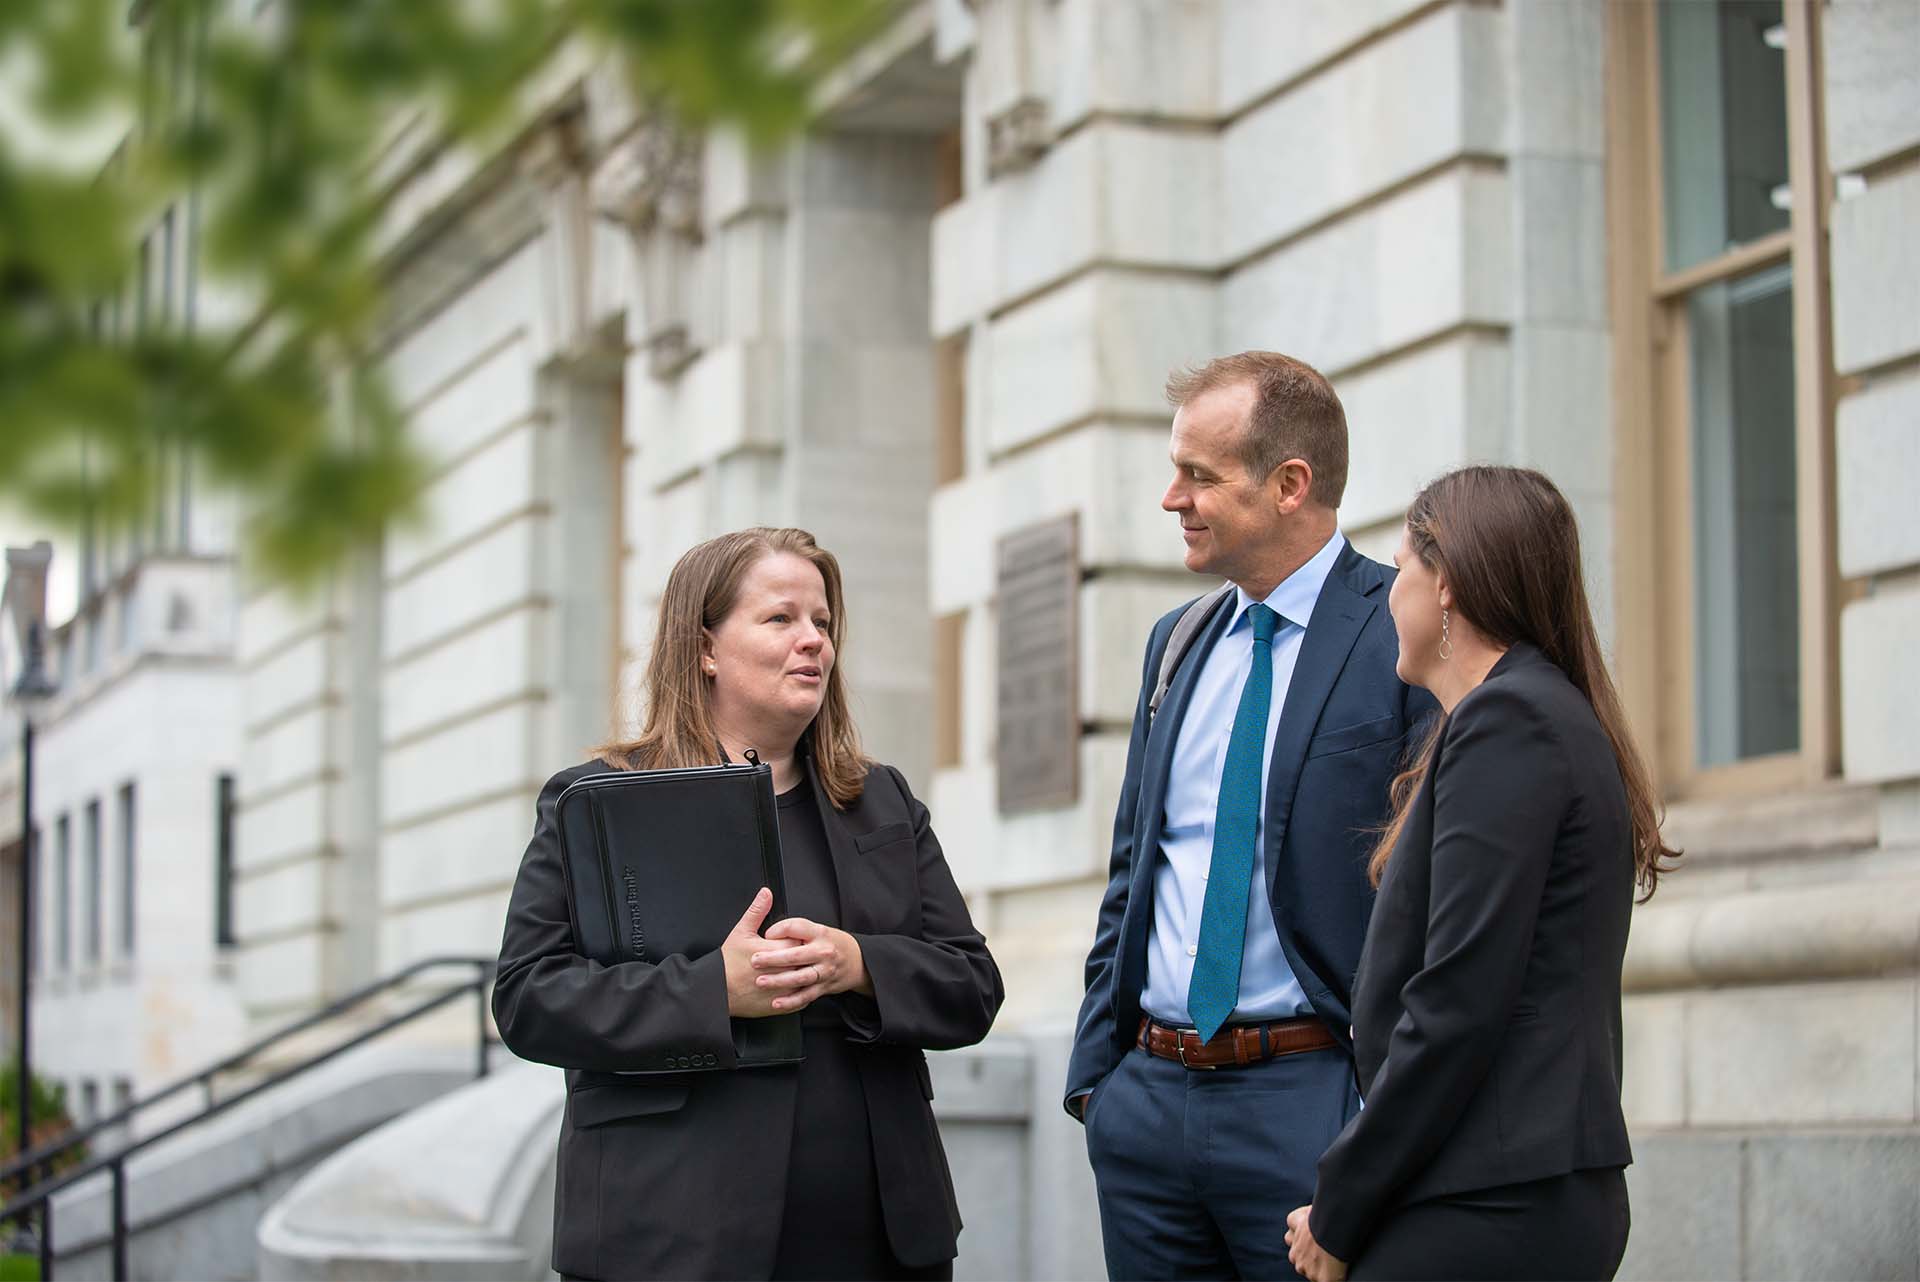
[1137,1014,1337,1070]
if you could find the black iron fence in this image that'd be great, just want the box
[0,955,496,1280]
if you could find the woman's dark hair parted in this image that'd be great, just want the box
[596,526,869,808]
[1370,465,1681,898]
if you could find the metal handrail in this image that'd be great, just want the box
[0,955,491,1188]
[2,955,496,1280]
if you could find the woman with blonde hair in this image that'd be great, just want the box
[1286,467,1678,1280]
[495,527,1002,1281]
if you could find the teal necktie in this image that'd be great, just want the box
[1187,603,1280,1043]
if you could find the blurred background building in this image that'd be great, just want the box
[3,0,1917,1278]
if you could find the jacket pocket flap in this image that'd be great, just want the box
[854,821,915,853]
[1305,714,1399,759]
[570,1083,691,1128]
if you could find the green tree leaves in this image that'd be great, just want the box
[1,0,889,586]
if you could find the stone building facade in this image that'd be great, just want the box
[1,548,247,1129]
[9,1,1917,1277]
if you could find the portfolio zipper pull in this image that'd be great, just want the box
[743,749,761,767]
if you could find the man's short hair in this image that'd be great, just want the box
[1165,351,1349,508]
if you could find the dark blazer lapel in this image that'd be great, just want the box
[804,754,860,930]
[1263,547,1382,902]
[1112,591,1235,1019]
[1132,591,1236,884]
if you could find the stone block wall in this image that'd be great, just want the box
[1831,0,1920,792]
[621,124,945,783]
[928,0,1616,1031]
[30,559,247,1106]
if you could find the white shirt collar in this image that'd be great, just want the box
[1228,530,1346,634]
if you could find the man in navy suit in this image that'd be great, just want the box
[1066,351,1436,1280]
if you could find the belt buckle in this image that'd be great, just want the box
[1176,1033,1215,1071]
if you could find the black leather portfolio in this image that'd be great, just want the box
[554,762,802,1070]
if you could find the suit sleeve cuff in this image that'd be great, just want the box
[834,990,884,1042]
[841,931,897,1041]
[691,948,741,1068]
[1307,1199,1367,1267]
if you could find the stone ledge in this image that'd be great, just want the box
[1658,782,1880,865]
[1624,875,1920,992]
[257,1062,563,1282]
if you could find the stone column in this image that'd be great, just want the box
[929,0,1221,1023]
[616,115,942,777]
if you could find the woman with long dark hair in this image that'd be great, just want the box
[494,527,1002,1281]
[1285,466,1678,1281]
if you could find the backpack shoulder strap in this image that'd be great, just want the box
[1148,583,1234,722]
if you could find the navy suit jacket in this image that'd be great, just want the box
[1065,540,1438,1110]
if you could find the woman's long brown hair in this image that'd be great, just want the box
[1369,466,1678,900]
[595,527,868,809]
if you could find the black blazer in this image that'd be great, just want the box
[1309,643,1637,1262]
[493,755,1003,1280]
[1065,542,1437,1107]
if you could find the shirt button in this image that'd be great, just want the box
[1187,946,1198,957]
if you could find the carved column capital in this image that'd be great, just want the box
[590,119,707,380]
[590,119,704,239]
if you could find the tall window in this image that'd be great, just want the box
[84,799,102,964]
[118,782,137,958]
[215,773,237,949]
[54,814,70,971]
[1612,0,1835,795]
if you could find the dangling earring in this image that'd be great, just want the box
[1439,609,1453,661]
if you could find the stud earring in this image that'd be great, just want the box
[1439,609,1453,661]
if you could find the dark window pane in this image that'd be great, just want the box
[55,814,70,969]
[119,782,137,957]
[84,800,101,963]
[1689,263,1799,766]
[216,773,236,950]
[1659,0,1790,273]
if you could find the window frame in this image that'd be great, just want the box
[1607,0,1841,800]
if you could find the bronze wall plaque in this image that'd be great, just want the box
[997,514,1080,813]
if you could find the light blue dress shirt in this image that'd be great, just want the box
[1140,530,1347,1027]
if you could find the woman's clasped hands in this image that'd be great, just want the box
[1285,1206,1347,1282]
[722,887,872,1018]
